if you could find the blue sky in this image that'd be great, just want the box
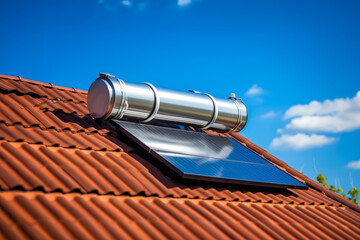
[1,0,359,191]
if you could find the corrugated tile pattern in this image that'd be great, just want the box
[0,140,341,205]
[0,75,87,102]
[0,123,129,151]
[0,91,108,134]
[1,192,360,240]
[1,74,360,239]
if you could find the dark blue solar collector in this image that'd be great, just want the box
[114,121,307,189]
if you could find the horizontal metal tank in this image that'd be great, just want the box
[87,73,247,133]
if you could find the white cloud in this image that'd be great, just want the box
[284,91,360,133]
[270,91,360,151]
[260,111,276,119]
[122,0,131,6]
[245,84,264,96]
[285,112,360,133]
[270,133,336,151]
[284,91,360,119]
[178,0,191,6]
[277,128,284,133]
[346,160,360,170]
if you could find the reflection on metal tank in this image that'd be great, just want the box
[87,73,247,133]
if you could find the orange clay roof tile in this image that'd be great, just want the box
[0,74,359,240]
[0,123,129,151]
[0,192,358,240]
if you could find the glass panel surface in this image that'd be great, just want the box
[114,120,307,188]
[159,152,306,187]
[115,120,269,164]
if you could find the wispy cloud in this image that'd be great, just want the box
[122,0,131,6]
[277,128,284,133]
[270,133,336,151]
[178,0,191,7]
[260,111,276,119]
[245,84,264,96]
[99,0,193,11]
[98,0,149,11]
[284,91,360,133]
[346,160,360,170]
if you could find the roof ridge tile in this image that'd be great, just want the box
[0,74,87,94]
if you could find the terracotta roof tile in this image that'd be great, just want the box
[0,75,87,101]
[0,92,107,134]
[0,192,359,240]
[0,123,128,151]
[0,74,359,239]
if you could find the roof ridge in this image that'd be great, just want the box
[0,88,87,105]
[0,74,87,94]
[229,132,360,213]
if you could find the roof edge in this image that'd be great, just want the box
[229,132,360,213]
[0,74,87,94]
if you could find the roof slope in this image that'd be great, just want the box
[0,74,359,240]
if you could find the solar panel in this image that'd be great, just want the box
[114,120,307,189]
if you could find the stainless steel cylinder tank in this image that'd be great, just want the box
[87,73,247,133]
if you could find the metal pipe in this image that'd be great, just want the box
[87,73,247,133]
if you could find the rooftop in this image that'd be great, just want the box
[0,74,359,239]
